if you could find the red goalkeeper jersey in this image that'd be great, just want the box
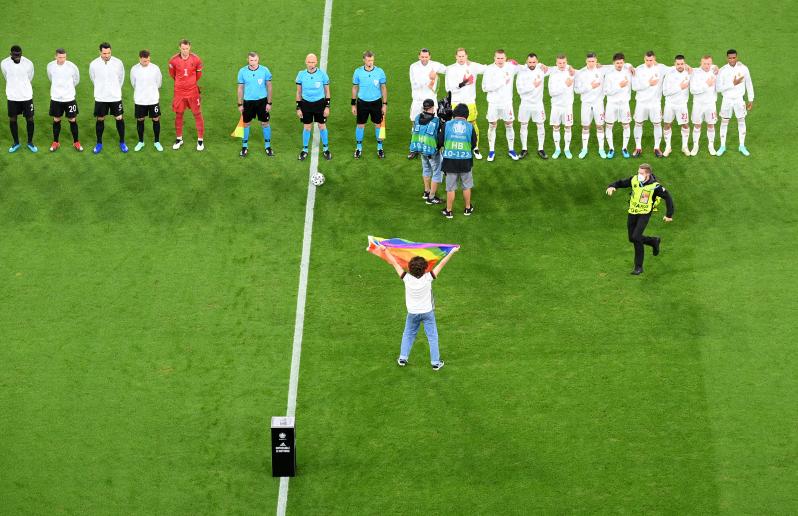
[168,53,203,97]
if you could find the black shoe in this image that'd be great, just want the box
[298,150,308,161]
[354,149,362,159]
[463,205,474,216]
[407,151,418,160]
[422,191,430,200]
[631,266,643,275]
[653,148,663,158]
[441,209,453,219]
[397,358,407,367]
[239,147,248,158]
[377,149,385,159]
[538,149,548,159]
[432,361,445,371]
[323,150,332,160]
[519,149,529,159]
[265,147,274,157]
[427,196,442,205]
[652,237,661,256]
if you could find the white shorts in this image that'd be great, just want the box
[486,103,514,123]
[663,102,690,125]
[719,97,747,119]
[518,102,545,124]
[604,101,631,124]
[550,104,574,126]
[634,101,662,123]
[691,103,717,125]
[410,99,437,121]
[580,100,605,126]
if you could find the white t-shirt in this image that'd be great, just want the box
[130,63,163,105]
[717,62,754,101]
[603,67,633,103]
[47,60,80,102]
[548,67,574,108]
[482,62,518,105]
[445,61,487,104]
[690,67,717,105]
[662,68,690,106]
[89,56,125,102]
[409,60,446,101]
[1,56,34,101]
[402,272,435,314]
[516,65,549,105]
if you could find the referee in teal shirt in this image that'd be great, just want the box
[296,53,331,161]
[236,52,273,157]
[351,50,387,159]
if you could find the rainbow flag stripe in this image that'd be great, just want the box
[367,235,459,272]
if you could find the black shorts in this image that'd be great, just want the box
[94,101,124,118]
[135,103,161,119]
[356,99,383,125]
[49,100,79,118]
[8,99,34,118]
[300,99,327,124]
[242,98,270,123]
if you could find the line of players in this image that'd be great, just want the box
[408,48,754,161]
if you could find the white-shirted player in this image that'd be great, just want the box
[47,48,82,152]
[445,48,486,159]
[408,48,445,159]
[516,53,550,159]
[662,54,691,157]
[716,49,754,156]
[632,50,670,158]
[548,54,575,159]
[89,42,127,154]
[130,50,163,152]
[603,52,634,159]
[1,45,36,153]
[689,55,719,156]
[482,49,519,161]
[575,52,609,159]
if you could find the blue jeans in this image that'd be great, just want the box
[400,311,440,364]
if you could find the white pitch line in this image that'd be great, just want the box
[276,0,333,514]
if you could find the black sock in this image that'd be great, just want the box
[115,119,125,142]
[10,120,19,144]
[26,118,34,144]
[96,120,105,143]
[136,120,144,142]
[69,121,79,141]
[153,120,160,142]
[53,121,62,142]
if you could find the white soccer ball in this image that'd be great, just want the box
[311,172,325,186]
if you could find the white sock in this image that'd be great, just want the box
[720,119,729,147]
[634,124,643,148]
[680,126,689,148]
[605,124,614,150]
[505,125,515,151]
[597,125,605,151]
[553,127,561,150]
[622,125,630,150]
[564,126,572,149]
[664,127,672,148]
[653,123,662,149]
[738,118,746,146]
[487,124,496,151]
[536,123,545,150]
[692,127,701,149]
[581,127,589,150]
[708,127,716,150]
[520,123,528,150]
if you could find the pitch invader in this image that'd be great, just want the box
[47,48,82,152]
[632,50,670,158]
[689,55,719,156]
[1,45,36,153]
[516,53,550,159]
[662,55,691,157]
[352,51,387,159]
[296,53,331,161]
[89,42,127,154]
[548,54,575,159]
[168,39,204,151]
[716,49,754,156]
[407,48,445,159]
[575,52,609,159]
[130,50,163,152]
[445,48,486,159]
[236,52,273,158]
[482,49,520,161]
[603,52,633,158]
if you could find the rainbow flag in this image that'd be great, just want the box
[231,116,245,138]
[367,235,459,272]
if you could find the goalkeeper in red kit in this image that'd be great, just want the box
[168,39,205,150]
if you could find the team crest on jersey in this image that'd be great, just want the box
[314,82,321,88]
[373,79,379,86]
[257,79,263,85]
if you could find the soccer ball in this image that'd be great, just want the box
[311,172,325,186]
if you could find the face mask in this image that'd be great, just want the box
[638,173,647,183]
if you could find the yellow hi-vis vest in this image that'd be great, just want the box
[628,176,661,214]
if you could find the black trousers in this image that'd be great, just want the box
[627,213,657,266]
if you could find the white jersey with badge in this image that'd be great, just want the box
[662,69,690,106]
[89,56,125,102]
[446,61,487,104]
[1,56,34,101]
[130,63,162,105]
[633,62,670,104]
[516,65,548,105]
[548,67,574,108]
[47,60,80,102]
[409,60,446,102]
[482,62,518,106]
[575,66,607,105]
[690,68,717,105]
[717,62,754,101]
[603,67,633,104]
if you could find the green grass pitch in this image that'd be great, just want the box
[1,0,797,513]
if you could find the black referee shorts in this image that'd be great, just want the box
[356,99,383,125]
[300,99,326,124]
[243,98,270,123]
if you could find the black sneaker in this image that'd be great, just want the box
[354,149,362,159]
[377,149,385,159]
[407,151,418,160]
[652,237,661,256]
[265,147,274,157]
[464,205,474,216]
[426,196,442,205]
[538,149,548,159]
[239,147,248,158]
[397,358,407,367]
[323,150,332,160]
[519,149,529,159]
[441,209,453,219]
[432,361,445,371]
[422,191,430,200]
[298,150,308,161]
[631,266,643,275]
